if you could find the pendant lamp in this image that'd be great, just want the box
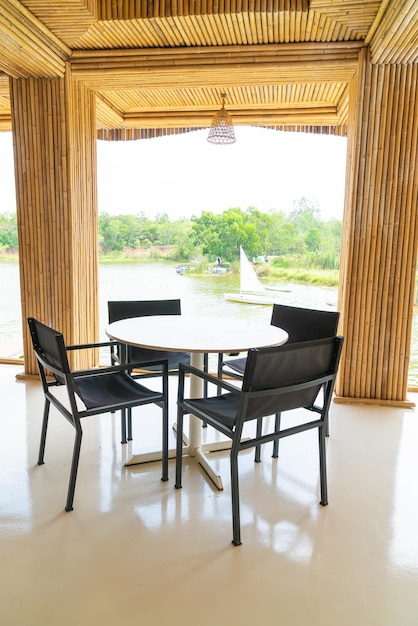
[207,94,236,145]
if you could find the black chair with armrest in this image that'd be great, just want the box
[108,299,190,375]
[108,299,209,441]
[220,304,340,378]
[108,299,186,442]
[28,317,168,512]
[175,335,344,546]
[218,304,340,455]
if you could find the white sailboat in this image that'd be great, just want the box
[224,247,278,305]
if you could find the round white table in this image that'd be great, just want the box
[106,315,288,488]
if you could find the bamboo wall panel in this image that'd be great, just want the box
[10,73,98,375]
[336,48,418,405]
[97,124,347,141]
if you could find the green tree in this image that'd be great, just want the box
[95,204,343,269]
[275,221,298,255]
[0,213,18,250]
[191,208,260,262]
[305,227,322,252]
[289,197,321,233]
[118,214,142,248]
[99,214,125,252]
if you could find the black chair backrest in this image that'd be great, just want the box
[108,299,181,323]
[27,317,70,379]
[270,304,340,343]
[241,336,343,422]
[108,299,188,370]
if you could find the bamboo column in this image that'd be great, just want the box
[10,67,99,375]
[336,48,418,407]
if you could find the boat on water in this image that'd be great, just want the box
[224,247,278,305]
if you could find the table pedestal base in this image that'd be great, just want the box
[124,438,231,490]
[125,350,230,489]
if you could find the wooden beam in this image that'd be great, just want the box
[71,42,362,91]
[0,0,69,78]
[121,106,340,129]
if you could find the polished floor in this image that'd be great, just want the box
[1,362,418,626]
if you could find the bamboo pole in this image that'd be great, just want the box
[10,74,99,375]
[336,50,418,405]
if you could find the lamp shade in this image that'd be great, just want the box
[207,95,236,145]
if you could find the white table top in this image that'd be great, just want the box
[106,315,288,354]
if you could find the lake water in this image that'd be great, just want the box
[2,260,418,385]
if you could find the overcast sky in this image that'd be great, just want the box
[0,126,347,220]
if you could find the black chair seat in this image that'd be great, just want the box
[74,371,163,409]
[222,356,246,376]
[186,393,239,428]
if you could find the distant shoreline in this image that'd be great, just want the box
[0,252,339,288]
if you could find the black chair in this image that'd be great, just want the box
[108,299,190,374]
[175,335,344,546]
[108,299,209,439]
[219,304,340,453]
[220,304,340,378]
[108,299,189,441]
[28,317,169,512]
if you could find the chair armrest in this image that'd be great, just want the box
[66,340,119,351]
[71,359,169,378]
[179,362,242,395]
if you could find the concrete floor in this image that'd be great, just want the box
[1,363,417,626]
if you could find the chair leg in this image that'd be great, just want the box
[230,448,242,546]
[38,399,50,465]
[203,353,209,398]
[254,418,263,463]
[120,408,127,444]
[217,353,223,396]
[323,384,330,437]
[175,408,184,489]
[202,353,208,427]
[161,399,169,482]
[272,412,281,458]
[65,427,83,512]
[127,408,133,441]
[318,425,328,506]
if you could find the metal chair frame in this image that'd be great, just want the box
[218,304,340,450]
[28,317,169,512]
[175,336,344,546]
[108,299,209,439]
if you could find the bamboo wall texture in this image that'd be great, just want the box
[10,73,99,375]
[336,48,418,406]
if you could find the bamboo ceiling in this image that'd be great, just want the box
[0,0,417,137]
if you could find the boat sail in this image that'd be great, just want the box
[224,247,278,305]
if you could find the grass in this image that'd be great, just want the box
[266,267,339,288]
